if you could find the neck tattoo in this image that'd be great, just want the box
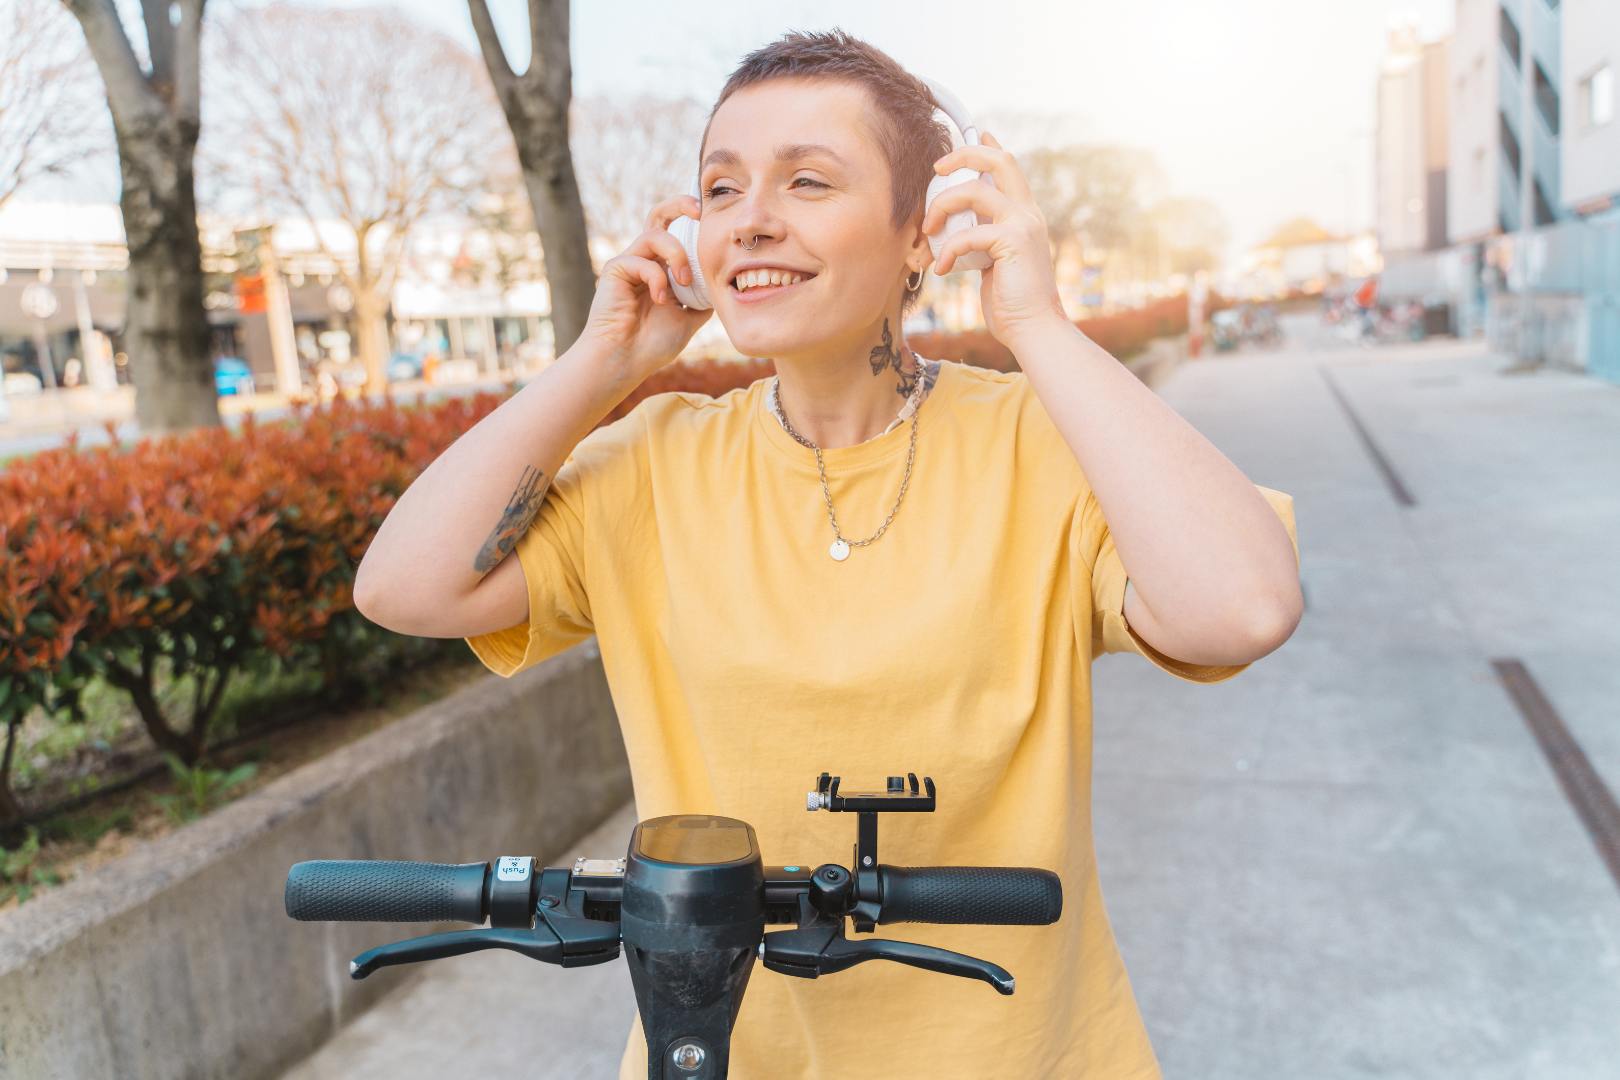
[867,318,926,400]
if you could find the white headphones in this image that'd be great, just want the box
[665,75,994,311]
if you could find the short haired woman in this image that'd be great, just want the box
[359,27,1301,1080]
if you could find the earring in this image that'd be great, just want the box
[906,268,925,293]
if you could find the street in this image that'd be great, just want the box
[279,328,1620,1079]
[0,373,526,462]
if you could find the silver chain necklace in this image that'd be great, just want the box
[772,364,926,562]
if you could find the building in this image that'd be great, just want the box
[1449,0,1499,241]
[1378,24,1451,254]
[1561,0,1620,216]
[1232,219,1382,299]
[1449,0,1567,240]
[1368,1,1616,378]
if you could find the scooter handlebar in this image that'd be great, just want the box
[877,865,1062,926]
[284,859,489,924]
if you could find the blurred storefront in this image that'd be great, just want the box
[0,202,128,393]
[2,199,557,402]
[390,279,552,379]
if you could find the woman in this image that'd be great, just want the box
[356,28,1302,1080]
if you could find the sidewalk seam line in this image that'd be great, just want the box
[1491,657,1620,896]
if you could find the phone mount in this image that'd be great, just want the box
[807,770,936,933]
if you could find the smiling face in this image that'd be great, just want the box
[697,77,926,360]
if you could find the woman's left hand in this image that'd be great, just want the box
[922,131,1069,349]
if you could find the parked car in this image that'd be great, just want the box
[334,363,368,388]
[213,356,256,396]
[1211,310,1243,352]
[2,371,43,396]
[433,358,481,383]
[387,352,424,382]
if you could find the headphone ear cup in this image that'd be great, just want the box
[667,174,713,310]
[925,167,994,273]
[667,213,711,310]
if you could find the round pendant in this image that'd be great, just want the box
[829,538,850,562]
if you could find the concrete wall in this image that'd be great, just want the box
[0,641,629,1080]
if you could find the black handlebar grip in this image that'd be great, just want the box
[284,860,489,923]
[877,865,1063,926]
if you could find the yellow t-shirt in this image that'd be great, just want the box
[465,358,1299,1079]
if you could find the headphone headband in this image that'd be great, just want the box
[919,77,979,150]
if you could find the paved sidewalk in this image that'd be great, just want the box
[281,332,1620,1078]
[1093,331,1620,1079]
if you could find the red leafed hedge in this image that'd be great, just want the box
[605,293,1203,421]
[910,293,1208,371]
[0,392,510,825]
[0,300,1194,827]
[603,356,776,423]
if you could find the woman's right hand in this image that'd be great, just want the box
[578,194,713,385]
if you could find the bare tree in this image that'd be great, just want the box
[1023,144,1164,272]
[208,4,510,394]
[467,0,594,356]
[0,0,107,211]
[1148,196,1230,276]
[465,177,545,299]
[61,0,218,434]
[570,92,707,250]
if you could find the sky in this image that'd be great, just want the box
[413,0,1458,253]
[48,0,1457,257]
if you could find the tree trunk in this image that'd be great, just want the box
[353,290,390,397]
[65,0,218,436]
[115,110,219,435]
[0,718,24,832]
[468,0,596,359]
[515,142,595,356]
[102,647,208,766]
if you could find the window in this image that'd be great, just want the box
[1534,61,1560,135]
[1583,65,1614,129]
[1499,110,1522,176]
[1499,7,1521,70]
[1533,178,1556,227]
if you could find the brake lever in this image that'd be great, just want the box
[351,925,567,979]
[349,884,621,979]
[760,923,1015,995]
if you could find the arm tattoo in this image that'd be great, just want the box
[472,464,552,574]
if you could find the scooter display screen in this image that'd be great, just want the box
[634,815,753,865]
